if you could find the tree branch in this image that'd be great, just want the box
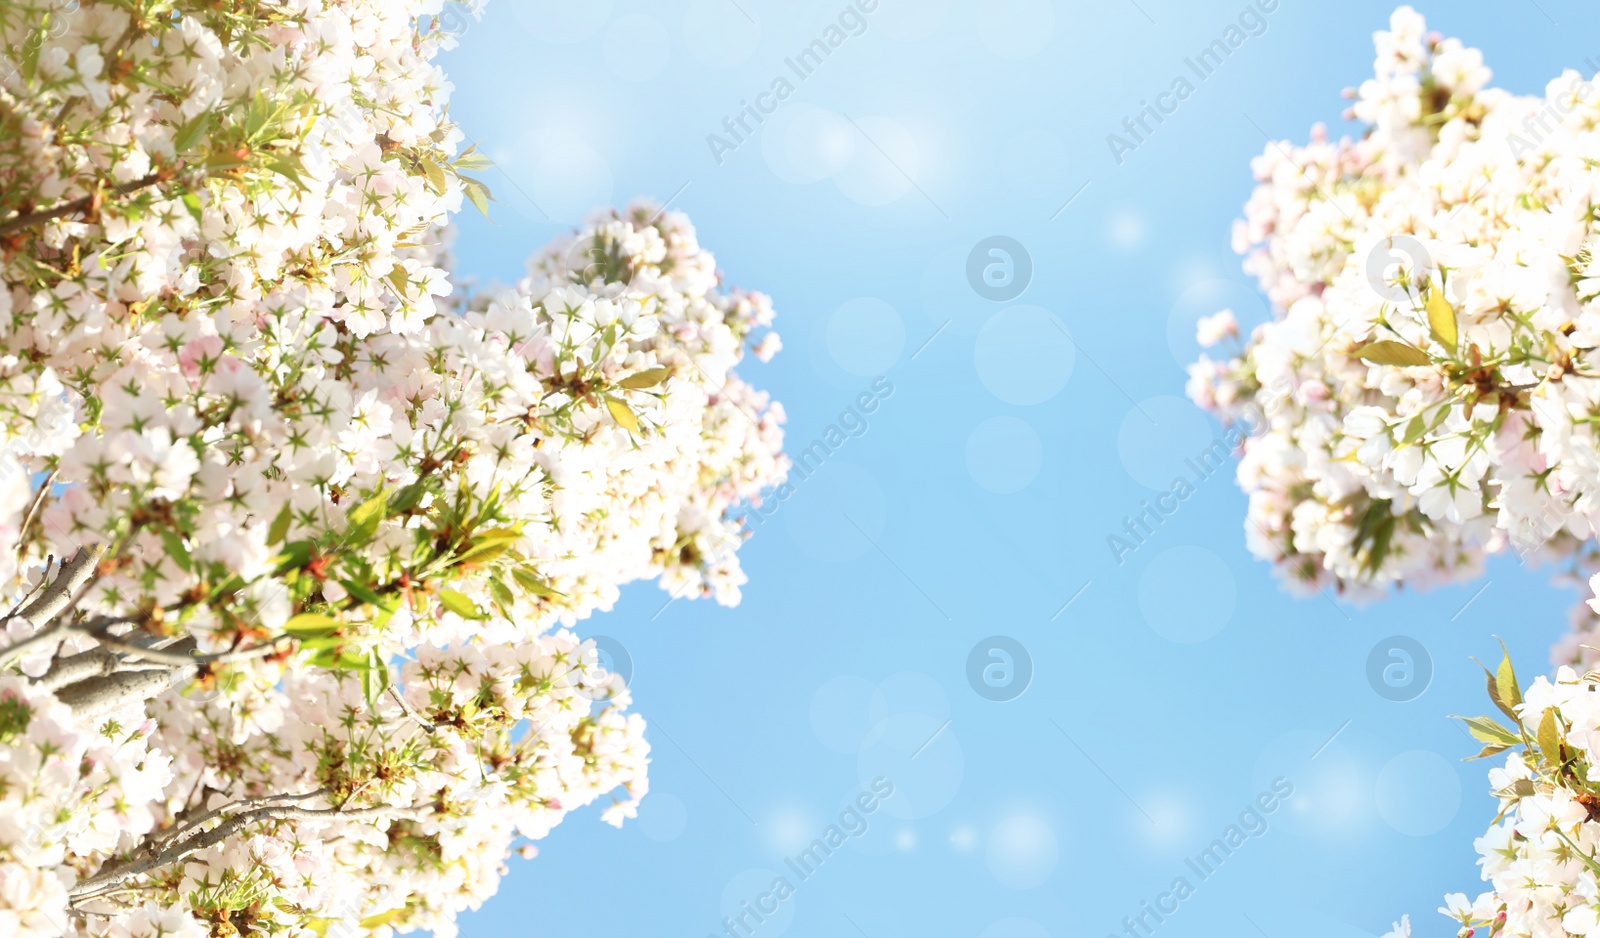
[0,173,165,238]
[70,801,421,902]
[19,546,102,625]
[0,548,115,669]
[89,633,290,668]
[152,788,329,851]
[54,666,193,722]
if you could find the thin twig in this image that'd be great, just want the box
[14,467,56,558]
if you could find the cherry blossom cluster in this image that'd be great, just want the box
[0,0,786,934]
[1192,9,1600,937]
[1187,5,1600,607]
[1377,657,1600,938]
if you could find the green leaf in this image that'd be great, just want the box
[385,266,411,298]
[340,578,396,629]
[310,647,369,671]
[419,158,447,194]
[204,152,250,173]
[360,908,407,929]
[452,150,494,172]
[1354,339,1432,367]
[512,567,563,598]
[438,589,487,620]
[265,154,309,190]
[173,111,210,154]
[1466,743,1511,761]
[346,488,390,543]
[20,15,43,83]
[268,502,293,547]
[619,367,673,390]
[1495,645,1523,716]
[180,191,204,224]
[339,578,389,608]
[452,533,523,567]
[245,92,272,140]
[1401,414,1427,444]
[284,613,340,638]
[1426,288,1459,354]
[1538,707,1564,766]
[461,176,492,218]
[606,395,640,433]
[390,482,428,514]
[488,577,515,616]
[1452,714,1521,747]
[360,647,390,706]
[159,529,192,573]
[272,541,315,575]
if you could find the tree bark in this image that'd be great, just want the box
[18,546,101,627]
[54,666,194,722]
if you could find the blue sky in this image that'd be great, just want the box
[441,2,1600,936]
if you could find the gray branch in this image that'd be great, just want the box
[54,667,194,722]
[71,801,422,902]
[19,546,101,625]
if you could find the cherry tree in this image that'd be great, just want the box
[0,0,787,934]
[1190,8,1600,936]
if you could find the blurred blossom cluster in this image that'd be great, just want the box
[0,0,786,934]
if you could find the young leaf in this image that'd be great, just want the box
[453,534,523,567]
[272,540,315,575]
[1452,714,1521,747]
[360,908,407,929]
[1483,666,1515,722]
[284,613,340,638]
[461,176,493,218]
[390,482,428,514]
[159,530,192,573]
[512,567,563,598]
[1354,339,1432,367]
[488,577,515,616]
[339,579,393,612]
[346,488,390,539]
[453,151,494,172]
[268,501,293,547]
[1495,646,1523,715]
[418,158,447,194]
[619,367,673,390]
[174,111,211,154]
[438,589,487,620]
[180,192,204,224]
[606,396,640,433]
[1426,288,1459,354]
[1537,707,1564,766]
[1401,414,1427,444]
[360,647,390,706]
